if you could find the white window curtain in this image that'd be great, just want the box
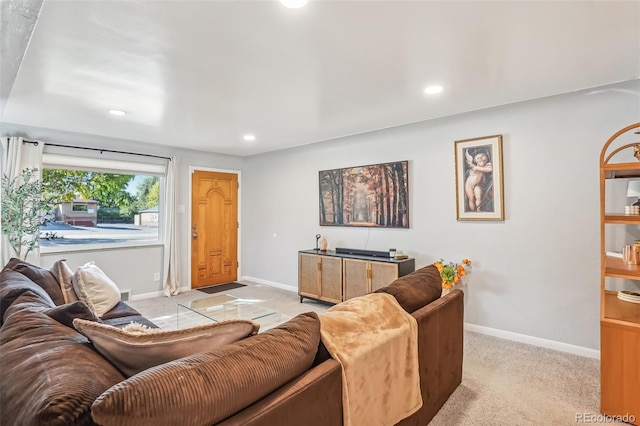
[163,157,180,296]
[1,137,44,265]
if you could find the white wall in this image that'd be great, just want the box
[2,80,638,349]
[0,123,245,296]
[41,245,163,298]
[242,80,640,350]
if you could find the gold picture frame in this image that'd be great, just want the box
[455,134,504,221]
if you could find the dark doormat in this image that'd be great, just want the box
[197,282,246,294]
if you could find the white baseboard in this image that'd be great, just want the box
[464,323,600,359]
[130,285,190,300]
[131,290,163,300]
[240,276,297,293]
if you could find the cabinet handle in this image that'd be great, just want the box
[367,269,372,279]
[317,261,322,272]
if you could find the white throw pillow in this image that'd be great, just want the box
[72,261,121,317]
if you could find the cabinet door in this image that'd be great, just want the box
[601,322,640,423]
[370,262,398,292]
[298,254,319,297]
[320,256,342,303]
[343,258,368,300]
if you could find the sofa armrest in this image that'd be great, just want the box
[397,289,464,425]
[217,359,343,426]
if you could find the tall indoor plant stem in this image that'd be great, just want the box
[1,168,54,260]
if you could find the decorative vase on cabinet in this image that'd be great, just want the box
[599,122,640,425]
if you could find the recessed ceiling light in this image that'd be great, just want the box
[243,134,256,142]
[280,0,308,8]
[109,109,127,116]
[424,85,443,95]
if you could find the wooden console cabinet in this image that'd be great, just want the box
[298,249,415,303]
[298,252,342,304]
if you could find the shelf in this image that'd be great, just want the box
[604,214,640,224]
[600,124,640,425]
[603,291,640,326]
[603,162,640,179]
[604,255,640,279]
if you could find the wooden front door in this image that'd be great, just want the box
[191,170,238,288]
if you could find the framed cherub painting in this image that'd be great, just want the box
[454,134,504,221]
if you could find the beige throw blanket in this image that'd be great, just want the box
[319,293,422,426]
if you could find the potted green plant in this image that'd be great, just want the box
[1,168,56,260]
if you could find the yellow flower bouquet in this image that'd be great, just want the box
[433,259,472,289]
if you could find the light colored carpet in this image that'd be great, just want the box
[129,282,619,426]
[429,332,626,426]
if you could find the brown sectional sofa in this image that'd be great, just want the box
[0,258,463,425]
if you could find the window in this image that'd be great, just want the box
[72,204,88,212]
[40,150,166,250]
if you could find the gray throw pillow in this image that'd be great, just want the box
[45,300,103,329]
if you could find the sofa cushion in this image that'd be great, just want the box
[45,300,103,329]
[91,312,321,426]
[376,265,442,313]
[102,314,158,329]
[99,300,158,328]
[0,291,125,425]
[72,261,121,317]
[74,318,260,377]
[2,257,65,305]
[50,259,79,304]
[100,300,146,320]
[0,269,55,325]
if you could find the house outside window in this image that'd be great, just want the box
[40,150,166,251]
[136,206,159,227]
[60,200,98,226]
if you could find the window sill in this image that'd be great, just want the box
[40,241,163,255]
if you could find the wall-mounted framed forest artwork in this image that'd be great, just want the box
[319,160,409,228]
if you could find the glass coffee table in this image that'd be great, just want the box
[177,294,286,332]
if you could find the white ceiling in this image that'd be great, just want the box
[1,0,639,156]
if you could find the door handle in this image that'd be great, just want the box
[192,233,198,239]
